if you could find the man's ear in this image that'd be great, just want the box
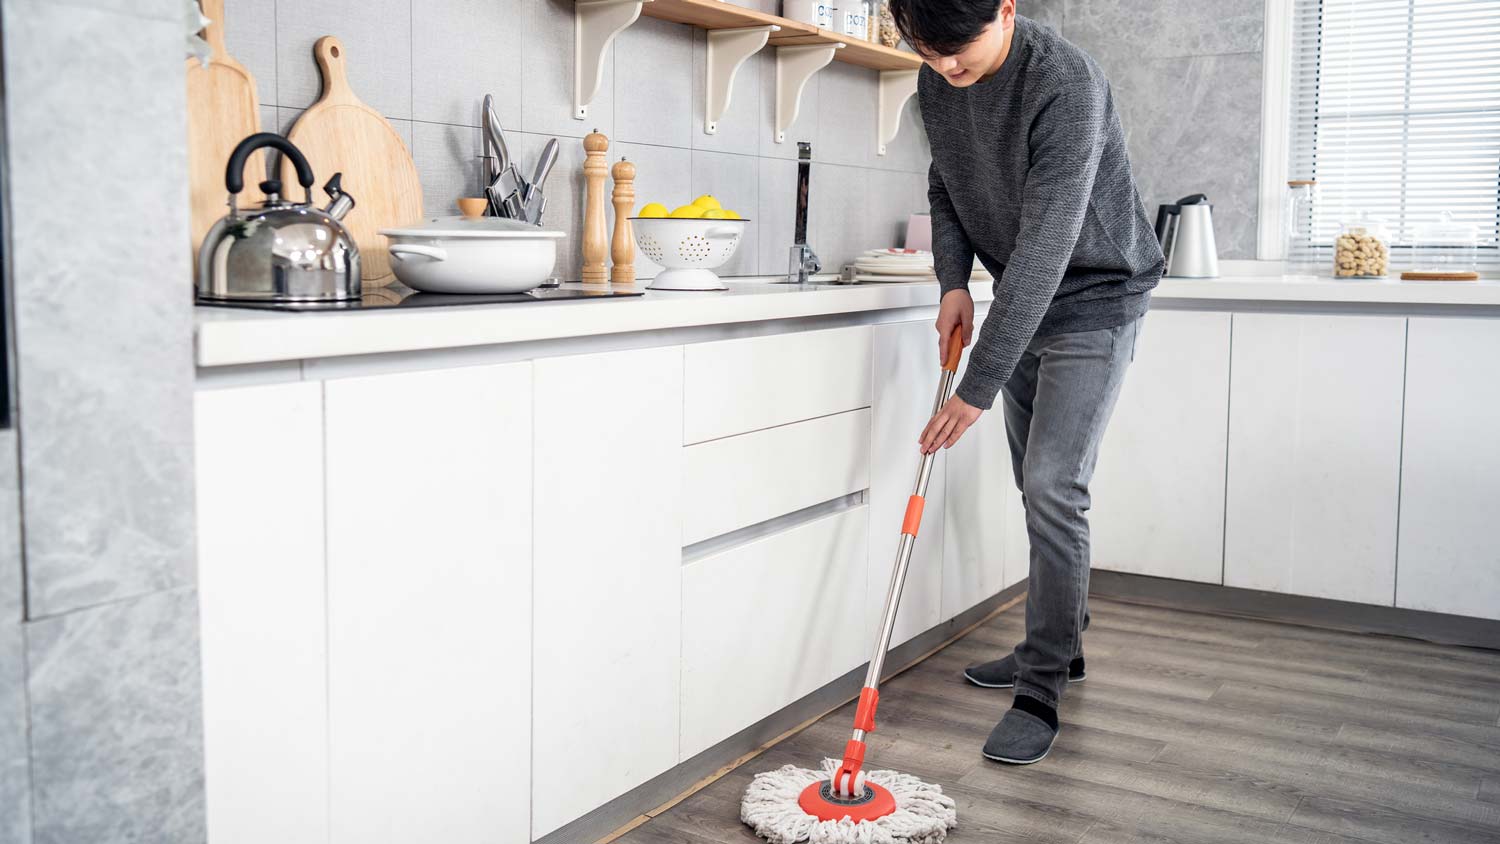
[1000,0,1017,26]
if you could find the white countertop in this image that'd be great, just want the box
[195,262,1500,368]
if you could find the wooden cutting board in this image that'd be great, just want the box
[186,0,262,263]
[285,36,423,287]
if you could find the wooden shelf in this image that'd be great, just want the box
[577,0,922,150]
[641,0,922,72]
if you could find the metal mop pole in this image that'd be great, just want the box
[828,330,962,799]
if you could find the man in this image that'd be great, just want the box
[894,0,1164,764]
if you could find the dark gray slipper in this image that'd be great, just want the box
[982,706,1058,765]
[963,654,1085,688]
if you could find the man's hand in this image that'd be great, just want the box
[935,289,974,365]
[920,394,982,454]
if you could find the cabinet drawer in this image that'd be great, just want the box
[684,326,872,444]
[680,505,869,760]
[683,409,870,546]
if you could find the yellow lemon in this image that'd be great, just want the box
[721,209,742,219]
[701,208,731,219]
[691,194,722,210]
[638,202,669,218]
[669,204,707,218]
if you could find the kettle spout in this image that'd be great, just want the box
[322,173,356,221]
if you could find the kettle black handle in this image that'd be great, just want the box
[225,132,315,196]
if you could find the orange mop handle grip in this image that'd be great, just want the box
[942,328,964,372]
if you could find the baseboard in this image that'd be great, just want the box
[1090,570,1500,651]
[532,580,1029,844]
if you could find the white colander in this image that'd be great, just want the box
[632,217,748,291]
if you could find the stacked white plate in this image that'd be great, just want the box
[850,249,994,284]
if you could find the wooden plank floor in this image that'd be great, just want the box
[613,596,1500,844]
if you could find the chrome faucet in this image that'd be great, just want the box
[787,142,821,283]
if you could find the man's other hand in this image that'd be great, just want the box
[920,394,983,453]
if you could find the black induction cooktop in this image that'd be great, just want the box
[196,285,644,312]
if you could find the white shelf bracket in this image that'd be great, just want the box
[877,69,919,156]
[705,25,778,135]
[774,43,843,144]
[574,0,650,120]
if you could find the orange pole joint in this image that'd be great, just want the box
[853,687,879,733]
[900,495,925,537]
[834,739,867,787]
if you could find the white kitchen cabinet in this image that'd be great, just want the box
[323,364,533,844]
[684,326,872,444]
[683,409,871,545]
[195,383,329,844]
[531,346,684,838]
[1224,314,1405,605]
[942,306,1021,619]
[1091,310,1232,583]
[680,506,870,760]
[869,320,947,647]
[1398,317,1500,621]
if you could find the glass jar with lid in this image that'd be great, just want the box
[1283,179,1320,276]
[1400,211,1480,281]
[1333,215,1390,279]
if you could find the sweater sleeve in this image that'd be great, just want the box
[956,83,1108,410]
[928,162,976,298]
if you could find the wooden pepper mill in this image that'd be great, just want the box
[581,130,610,283]
[611,158,636,285]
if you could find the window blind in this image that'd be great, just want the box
[1287,0,1500,269]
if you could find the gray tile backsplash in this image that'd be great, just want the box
[217,0,277,107]
[816,61,881,169]
[614,17,695,149]
[223,0,932,276]
[411,0,524,129]
[274,0,414,116]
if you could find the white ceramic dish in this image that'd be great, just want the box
[380,216,566,294]
[632,217,749,291]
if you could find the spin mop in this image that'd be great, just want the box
[741,332,964,844]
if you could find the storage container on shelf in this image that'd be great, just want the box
[1333,215,1390,279]
[1400,211,1480,281]
[1282,179,1320,277]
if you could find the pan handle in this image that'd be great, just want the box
[388,244,448,262]
[226,132,315,196]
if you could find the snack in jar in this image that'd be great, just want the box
[1333,215,1390,278]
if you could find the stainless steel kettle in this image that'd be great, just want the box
[197,133,360,303]
[1153,193,1219,278]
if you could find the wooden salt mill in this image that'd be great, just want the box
[611,158,636,285]
[581,130,610,283]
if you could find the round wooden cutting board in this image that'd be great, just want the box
[186,0,263,265]
[284,36,423,287]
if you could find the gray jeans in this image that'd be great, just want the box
[1001,317,1141,708]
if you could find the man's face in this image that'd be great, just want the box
[918,4,1013,87]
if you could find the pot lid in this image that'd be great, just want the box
[380,215,566,239]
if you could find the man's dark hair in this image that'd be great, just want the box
[888,0,1002,57]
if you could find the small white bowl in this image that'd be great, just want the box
[632,217,749,291]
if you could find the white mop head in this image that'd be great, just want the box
[740,758,958,844]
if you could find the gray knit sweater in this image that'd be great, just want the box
[922,15,1163,410]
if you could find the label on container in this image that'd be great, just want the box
[785,0,834,29]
